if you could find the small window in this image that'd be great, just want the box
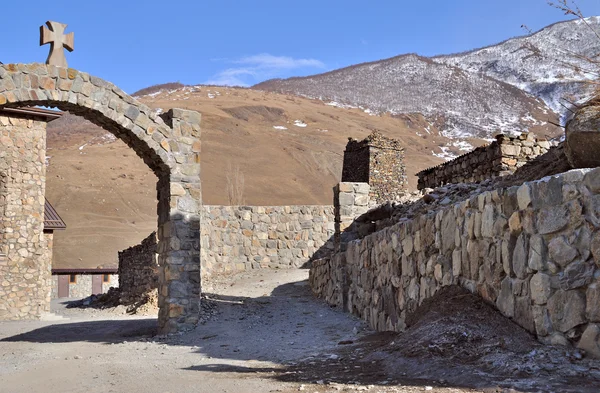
[69,274,77,284]
[103,274,111,283]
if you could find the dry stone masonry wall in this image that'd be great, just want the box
[0,111,50,320]
[342,132,407,204]
[118,232,158,305]
[417,133,554,190]
[201,205,334,278]
[311,168,600,354]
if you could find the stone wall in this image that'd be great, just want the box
[310,168,600,353]
[0,111,50,320]
[417,133,554,190]
[118,232,158,305]
[201,205,335,278]
[342,132,407,204]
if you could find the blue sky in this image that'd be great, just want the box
[2,0,600,94]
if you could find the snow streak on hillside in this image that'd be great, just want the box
[434,17,600,118]
[254,54,552,139]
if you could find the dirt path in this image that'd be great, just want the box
[1,269,598,393]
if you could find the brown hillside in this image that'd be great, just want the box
[45,86,454,270]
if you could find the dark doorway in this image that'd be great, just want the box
[57,275,69,298]
[92,275,102,295]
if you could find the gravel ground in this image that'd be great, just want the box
[1,269,598,393]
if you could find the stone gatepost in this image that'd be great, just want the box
[156,109,202,333]
[0,109,57,320]
[334,182,370,252]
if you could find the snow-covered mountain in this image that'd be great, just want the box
[254,17,600,141]
[254,54,558,140]
[434,17,600,120]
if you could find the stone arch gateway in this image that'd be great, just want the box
[0,63,202,333]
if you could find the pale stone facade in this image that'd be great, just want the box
[0,109,55,320]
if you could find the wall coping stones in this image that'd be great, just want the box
[416,132,557,190]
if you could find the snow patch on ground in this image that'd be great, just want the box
[453,140,474,151]
[273,126,288,130]
[432,145,458,161]
[293,120,307,128]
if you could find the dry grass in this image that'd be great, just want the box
[226,162,245,205]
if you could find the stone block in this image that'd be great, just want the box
[559,260,595,290]
[517,184,532,210]
[355,194,369,206]
[508,212,521,234]
[530,272,551,305]
[577,324,600,358]
[512,233,529,279]
[533,305,553,337]
[338,192,354,206]
[500,144,521,157]
[496,277,514,318]
[527,235,546,272]
[354,183,370,194]
[548,236,578,267]
[587,284,600,322]
[547,289,586,333]
[440,210,456,252]
[515,296,535,333]
[338,183,354,193]
[537,205,569,235]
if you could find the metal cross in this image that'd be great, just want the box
[40,21,74,68]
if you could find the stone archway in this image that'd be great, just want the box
[0,63,202,333]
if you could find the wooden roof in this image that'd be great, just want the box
[52,268,118,275]
[0,107,63,121]
[44,199,66,231]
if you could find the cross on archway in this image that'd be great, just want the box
[40,21,74,68]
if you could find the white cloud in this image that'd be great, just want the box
[205,53,325,87]
[233,53,325,69]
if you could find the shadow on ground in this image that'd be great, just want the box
[3,276,600,393]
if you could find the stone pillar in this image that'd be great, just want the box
[0,111,50,320]
[334,182,370,252]
[156,109,202,333]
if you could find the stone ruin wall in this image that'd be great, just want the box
[342,132,407,204]
[311,168,600,356]
[201,205,335,279]
[118,232,158,305]
[417,133,554,190]
[0,112,50,320]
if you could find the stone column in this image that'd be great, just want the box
[0,112,49,320]
[156,109,202,333]
[334,182,370,252]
